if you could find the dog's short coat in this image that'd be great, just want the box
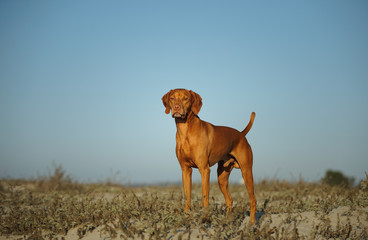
[162,89,256,223]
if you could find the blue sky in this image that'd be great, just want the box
[1,1,367,185]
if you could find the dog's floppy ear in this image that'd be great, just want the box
[190,90,202,115]
[162,90,173,114]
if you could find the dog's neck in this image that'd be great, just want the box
[175,112,200,138]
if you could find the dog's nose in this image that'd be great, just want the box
[174,104,181,111]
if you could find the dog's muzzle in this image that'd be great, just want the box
[172,112,186,118]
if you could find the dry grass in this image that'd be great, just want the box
[0,169,367,239]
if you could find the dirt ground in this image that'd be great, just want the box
[45,206,367,240]
[1,177,368,239]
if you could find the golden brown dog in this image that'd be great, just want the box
[162,89,257,223]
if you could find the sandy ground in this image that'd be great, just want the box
[2,206,363,240]
[1,180,367,240]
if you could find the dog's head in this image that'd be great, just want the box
[162,89,202,119]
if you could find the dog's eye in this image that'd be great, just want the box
[183,97,188,101]
[170,96,175,100]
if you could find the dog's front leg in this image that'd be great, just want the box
[181,166,192,213]
[199,166,210,208]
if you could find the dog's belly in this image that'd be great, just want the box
[209,153,232,167]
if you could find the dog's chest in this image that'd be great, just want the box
[176,133,209,168]
[176,135,192,157]
[177,142,198,168]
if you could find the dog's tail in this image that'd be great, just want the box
[242,112,256,135]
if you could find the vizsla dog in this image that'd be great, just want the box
[162,89,257,224]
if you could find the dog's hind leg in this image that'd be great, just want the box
[217,160,235,213]
[231,140,257,224]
